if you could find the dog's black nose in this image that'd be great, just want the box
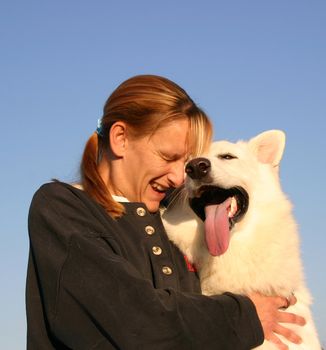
[185,157,211,179]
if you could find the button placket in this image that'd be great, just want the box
[141,213,176,284]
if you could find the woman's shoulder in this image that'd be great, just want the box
[30,181,92,212]
[33,181,83,198]
[29,181,116,232]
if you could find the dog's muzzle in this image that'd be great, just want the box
[185,157,249,226]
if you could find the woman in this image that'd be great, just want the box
[26,75,304,349]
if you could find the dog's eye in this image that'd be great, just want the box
[218,153,237,160]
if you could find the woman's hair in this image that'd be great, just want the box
[81,74,212,217]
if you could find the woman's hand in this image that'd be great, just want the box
[248,292,306,350]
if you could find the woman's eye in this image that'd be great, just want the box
[160,153,176,162]
[162,155,174,161]
[218,153,237,160]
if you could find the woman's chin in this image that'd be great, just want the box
[144,191,166,212]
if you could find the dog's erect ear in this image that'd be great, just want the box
[248,130,286,166]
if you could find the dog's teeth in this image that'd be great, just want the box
[228,197,238,218]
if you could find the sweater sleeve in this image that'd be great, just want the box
[27,183,264,350]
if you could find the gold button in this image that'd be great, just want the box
[136,207,146,217]
[152,246,162,255]
[145,225,155,235]
[162,266,173,275]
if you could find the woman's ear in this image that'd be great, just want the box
[109,121,128,157]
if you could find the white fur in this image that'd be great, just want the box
[162,130,321,349]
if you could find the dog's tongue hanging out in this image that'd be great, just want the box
[204,198,233,256]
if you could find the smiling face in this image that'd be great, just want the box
[109,118,190,212]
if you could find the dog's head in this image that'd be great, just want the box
[185,130,286,256]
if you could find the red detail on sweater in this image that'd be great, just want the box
[184,255,197,272]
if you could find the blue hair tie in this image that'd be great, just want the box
[96,118,104,137]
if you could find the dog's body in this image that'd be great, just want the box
[162,130,321,349]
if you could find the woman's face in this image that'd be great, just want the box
[112,119,190,212]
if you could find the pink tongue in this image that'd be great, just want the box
[204,198,232,256]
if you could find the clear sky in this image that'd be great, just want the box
[1,0,325,348]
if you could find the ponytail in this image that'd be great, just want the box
[80,132,125,218]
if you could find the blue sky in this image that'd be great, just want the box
[1,0,325,348]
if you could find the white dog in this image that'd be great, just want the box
[162,130,321,349]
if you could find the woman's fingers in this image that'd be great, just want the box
[248,292,306,349]
[273,323,302,344]
[277,309,306,326]
[266,332,289,350]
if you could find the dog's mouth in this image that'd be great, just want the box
[189,186,249,256]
